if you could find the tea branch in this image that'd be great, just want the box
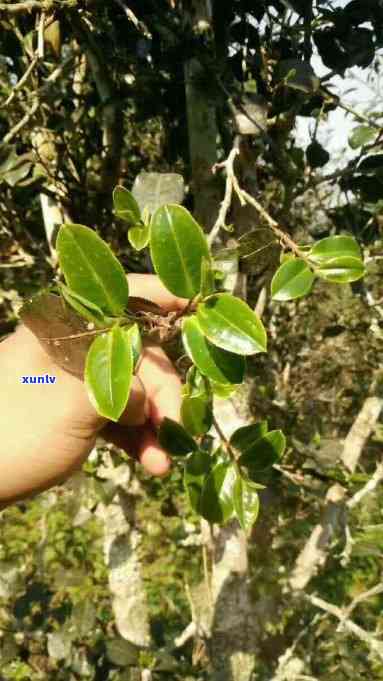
[210,146,310,262]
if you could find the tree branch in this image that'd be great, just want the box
[0,1,49,13]
[289,394,383,591]
[306,593,383,662]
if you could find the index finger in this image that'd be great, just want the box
[127,274,188,312]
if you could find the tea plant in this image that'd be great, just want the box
[20,185,365,535]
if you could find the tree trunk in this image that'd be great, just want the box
[183,0,220,230]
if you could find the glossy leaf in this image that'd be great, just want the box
[233,477,260,535]
[196,294,267,356]
[84,325,133,422]
[230,421,268,452]
[182,316,245,384]
[58,283,107,328]
[124,323,142,368]
[113,185,141,226]
[316,256,365,283]
[181,395,213,437]
[271,258,315,301]
[150,204,210,298]
[349,125,377,149]
[200,461,236,524]
[158,417,197,457]
[57,224,129,315]
[184,450,212,513]
[238,430,286,477]
[309,235,362,263]
[128,224,150,251]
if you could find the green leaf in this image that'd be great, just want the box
[349,125,377,150]
[181,396,213,437]
[358,154,383,173]
[200,256,215,297]
[128,224,150,251]
[275,59,320,93]
[84,325,133,422]
[150,204,210,298]
[158,417,198,457]
[230,421,268,451]
[113,185,141,226]
[196,293,267,355]
[200,461,236,524]
[184,366,209,398]
[309,235,362,263]
[271,258,315,301]
[211,382,239,399]
[238,430,286,477]
[124,323,142,368]
[184,450,212,513]
[233,477,260,535]
[182,316,246,384]
[306,141,330,169]
[316,256,365,283]
[58,283,107,328]
[57,224,129,316]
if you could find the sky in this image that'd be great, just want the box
[296,0,382,166]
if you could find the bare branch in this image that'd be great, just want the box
[3,99,39,145]
[342,397,383,474]
[289,484,346,591]
[347,462,383,510]
[112,0,151,37]
[3,55,39,107]
[0,1,48,13]
[208,145,239,246]
[289,394,382,591]
[306,593,383,662]
[342,582,383,623]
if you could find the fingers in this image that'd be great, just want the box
[127,274,188,311]
[100,423,171,477]
[136,344,183,426]
[118,376,149,426]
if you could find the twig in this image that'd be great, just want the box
[37,11,45,59]
[239,188,308,261]
[1,52,75,147]
[347,462,383,510]
[289,393,383,591]
[0,1,47,12]
[289,484,346,591]
[269,613,320,681]
[306,593,383,662]
[4,55,39,107]
[341,396,383,474]
[40,328,111,341]
[212,415,238,465]
[2,99,39,144]
[112,0,151,37]
[208,145,239,246]
[342,582,383,624]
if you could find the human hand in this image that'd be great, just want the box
[0,274,185,508]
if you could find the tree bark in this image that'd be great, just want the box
[183,0,220,230]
